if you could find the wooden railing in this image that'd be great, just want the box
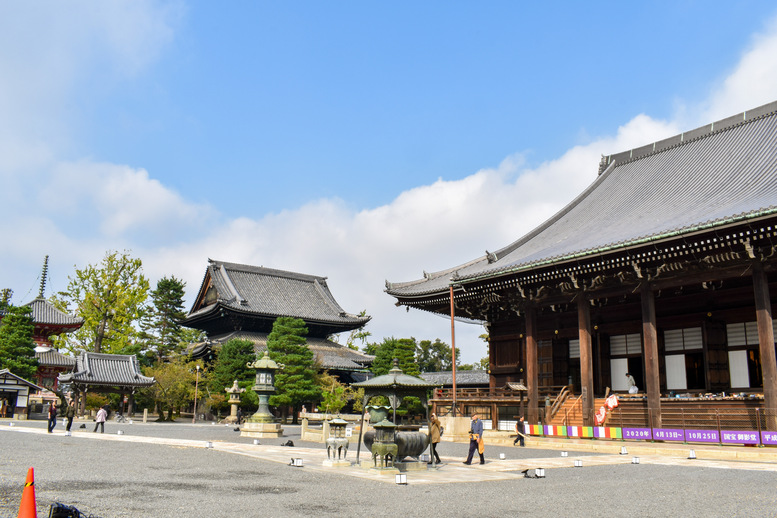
[432,385,567,400]
[547,385,571,422]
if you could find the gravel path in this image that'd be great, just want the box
[1,419,775,517]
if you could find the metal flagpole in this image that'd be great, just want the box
[450,285,457,417]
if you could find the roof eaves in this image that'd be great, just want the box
[457,207,777,285]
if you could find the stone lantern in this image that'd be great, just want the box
[370,419,398,471]
[240,351,284,439]
[323,417,350,467]
[224,380,245,424]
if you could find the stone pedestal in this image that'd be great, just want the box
[322,459,352,468]
[359,460,400,474]
[240,421,283,438]
[394,460,427,472]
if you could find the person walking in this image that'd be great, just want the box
[513,416,526,446]
[64,400,76,432]
[428,413,443,464]
[47,401,58,433]
[93,405,107,433]
[463,414,485,465]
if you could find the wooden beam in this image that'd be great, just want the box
[641,283,662,429]
[525,305,539,424]
[577,296,594,425]
[752,261,777,430]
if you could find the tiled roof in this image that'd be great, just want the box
[192,331,374,371]
[0,369,44,390]
[353,363,440,390]
[35,349,77,368]
[419,370,489,386]
[58,352,155,388]
[387,101,777,296]
[24,298,84,327]
[186,260,370,330]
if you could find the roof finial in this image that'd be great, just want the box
[38,255,49,299]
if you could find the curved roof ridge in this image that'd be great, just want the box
[385,255,489,292]
[210,259,327,283]
[601,99,777,172]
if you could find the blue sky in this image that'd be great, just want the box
[2,2,777,363]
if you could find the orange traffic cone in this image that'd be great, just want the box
[17,467,37,518]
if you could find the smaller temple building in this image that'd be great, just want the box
[184,260,374,382]
[58,352,156,416]
[0,369,44,419]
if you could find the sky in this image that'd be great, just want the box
[2,1,777,364]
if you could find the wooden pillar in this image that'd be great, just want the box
[578,296,594,426]
[641,283,662,429]
[526,306,539,423]
[491,402,498,430]
[753,261,777,429]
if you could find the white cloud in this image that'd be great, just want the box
[0,1,182,174]
[695,16,777,124]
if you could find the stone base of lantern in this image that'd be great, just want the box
[322,459,352,468]
[394,460,428,472]
[240,421,284,438]
[361,463,400,475]
[358,460,399,473]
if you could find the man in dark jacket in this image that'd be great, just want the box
[514,416,526,446]
[65,400,76,432]
[47,402,58,433]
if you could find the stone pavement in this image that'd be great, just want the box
[4,419,777,517]
[4,421,777,485]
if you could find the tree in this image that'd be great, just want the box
[394,337,420,376]
[316,371,348,415]
[145,276,187,363]
[52,250,150,354]
[459,356,490,371]
[343,310,371,351]
[416,338,461,372]
[370,337,398,376]
[267,317,320,423]
[143,357,202,421]
[361,340,379,357]
[207,339,255,397]
[0,303,37,380]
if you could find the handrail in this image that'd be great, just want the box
[548,385,571,421]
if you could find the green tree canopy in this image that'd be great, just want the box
[370,337,398,376]
[145,276,187,363]
[52,250,150,355]
[394,337,420,376]
[370,337,422,376]
[343,310,371,351]
[267,317,320,422]
[415,338,462,373]
[0,303,37,380]
[143,357,202,421]
[207,339,256,395]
